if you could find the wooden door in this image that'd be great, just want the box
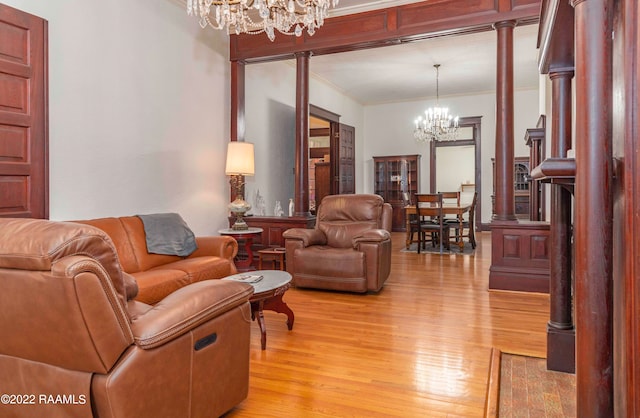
[0,4,48,219]
[332,123,355,194]
[314,162,330,207]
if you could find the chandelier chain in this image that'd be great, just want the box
[435,64,440,105]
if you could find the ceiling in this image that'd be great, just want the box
[304,0,541,105]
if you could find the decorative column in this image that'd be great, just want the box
[546,70,575,373]
[230,60,245,202]
[489,20,550,293]
[230,60,245,143]
[493,20,517,221]
[572,0,613,415]
[294,52,311,216]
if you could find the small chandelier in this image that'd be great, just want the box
[187,0,339,42]
[414,64,460,143]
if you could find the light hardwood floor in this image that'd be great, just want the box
[227,231,550,417]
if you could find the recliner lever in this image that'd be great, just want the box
[194,333,218,351]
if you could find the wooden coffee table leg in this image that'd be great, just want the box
[251,300,267,350]
[263,293,295,330]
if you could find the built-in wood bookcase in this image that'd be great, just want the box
[491,157,531,219]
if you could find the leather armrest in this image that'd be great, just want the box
[352,229,391,248]
[122,272,139,300]
[190,236,238,260]
[130,280,253,349]
[283,228,327,247]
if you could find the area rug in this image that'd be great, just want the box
[400,241,475,255]
[487,350,576,417]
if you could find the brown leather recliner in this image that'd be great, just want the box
[0,218,253,418]
[283,194,392,293]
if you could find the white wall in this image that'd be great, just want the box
[363,88,540,224]
[245,60,365,215]
[3,0,232,235]
[6,0,541,230]
[436,145,475,192]
[245,60,296,215]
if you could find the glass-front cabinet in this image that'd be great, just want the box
[491,156,531,219]
[373,154,421,231]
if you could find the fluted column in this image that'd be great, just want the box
[294,52,311,216]
[572,0,613,414]
[493,20,517,221]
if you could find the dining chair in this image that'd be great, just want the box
[438,191,460,224]
[439,191,460,205]
[448,191,478,249]
[412,193,450,254]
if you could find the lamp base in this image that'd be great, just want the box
[231,215,249,230]
[229,197,251,231]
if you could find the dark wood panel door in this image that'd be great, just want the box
[314,162,330,207]
[0,4,48,219]
[333,123,355,194]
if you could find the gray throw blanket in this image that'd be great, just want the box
[137,213,197,257]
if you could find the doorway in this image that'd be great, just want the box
[309,116,330,212]
[309,105,355,212]
[429,116,482,231]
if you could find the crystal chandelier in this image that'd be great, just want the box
[187,0,339,42]
[414,64,460,143]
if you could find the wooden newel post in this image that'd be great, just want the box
[546,70,576,373]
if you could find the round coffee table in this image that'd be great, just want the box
[223,270,294,350]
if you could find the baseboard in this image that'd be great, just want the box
[489,267,550,293]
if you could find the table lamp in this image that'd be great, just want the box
[225,141,255,230]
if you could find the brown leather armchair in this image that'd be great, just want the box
[283,194,392,293]
[0,218,253,418]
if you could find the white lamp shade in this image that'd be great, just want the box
[225,141,255,176]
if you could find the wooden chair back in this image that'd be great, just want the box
[415,193,443,220]
[439,191,460,206]
[439,191,460,221]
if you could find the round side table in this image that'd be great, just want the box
[219,227,263,271]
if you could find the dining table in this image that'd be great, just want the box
[404,202,472,251]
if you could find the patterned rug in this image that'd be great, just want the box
[498,353,576,417]
[400,241,475,255]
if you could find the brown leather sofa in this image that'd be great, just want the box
[0,218,253,418]
[73,216,238,305]
[283,194,392,293]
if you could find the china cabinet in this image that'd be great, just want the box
[373,155,421,231]
[491,157,531,219]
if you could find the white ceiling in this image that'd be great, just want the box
[305,1,541,105]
